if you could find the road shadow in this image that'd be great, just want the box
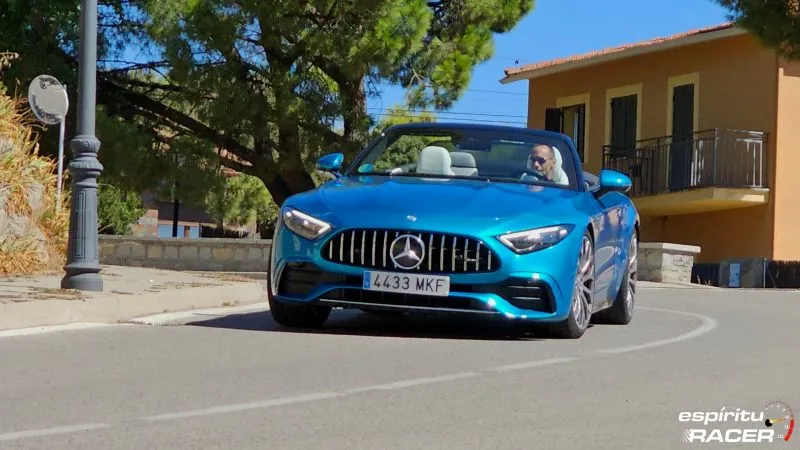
[185,309,548,341]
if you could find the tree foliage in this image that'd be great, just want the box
[97,182,147,235]
[0,0,535,207]
[204,173,272,228]
[716,0,800,60]
[367,105,440,171]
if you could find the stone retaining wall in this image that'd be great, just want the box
[99,235,272,272]
[638,242,701,284]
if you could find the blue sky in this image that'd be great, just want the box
[369,0,732,127]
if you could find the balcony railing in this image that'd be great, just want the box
[602,128,768,197]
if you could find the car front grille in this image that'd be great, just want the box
[321,229,499,274]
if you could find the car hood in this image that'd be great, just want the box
[293,176,590,234]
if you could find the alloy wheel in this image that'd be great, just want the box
[572,235,595,331]
[625,234,638,315]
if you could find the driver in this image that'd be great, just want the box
[526,144,557,182]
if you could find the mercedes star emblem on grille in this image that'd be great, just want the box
[389,234,425,270]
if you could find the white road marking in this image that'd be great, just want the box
[486,357,578,372]
[596,306,718,354]
[143,392,345,421]
[1,305,720,440]
[0,423,109,442]
[638,282,719,290]
[344,372,481,393]
[0,323,122,339]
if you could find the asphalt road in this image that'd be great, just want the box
[0,285,797,449]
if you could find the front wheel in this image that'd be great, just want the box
[268,293,332,328]
[596,233,637,325]
[548,230,595,339]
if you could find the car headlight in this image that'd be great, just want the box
[281,207,332,240]
[497,224,574,254]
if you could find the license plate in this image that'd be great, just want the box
[362,270,450,297]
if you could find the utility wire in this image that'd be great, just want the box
[367,107,528,119]
[369,111,526,125]
[368,81,528,97]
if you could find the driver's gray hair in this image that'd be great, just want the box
[532,143,555,159]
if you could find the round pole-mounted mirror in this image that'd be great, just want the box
[27,74,69,125]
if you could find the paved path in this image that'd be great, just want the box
[0,286,797,449]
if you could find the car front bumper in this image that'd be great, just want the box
[269,222,583,323]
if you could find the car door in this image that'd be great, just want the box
[587,193,624,304]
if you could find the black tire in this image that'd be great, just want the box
[268,293,331,328]
[596,232,637,325]
[266,255,331,328]
[547,229,595,339]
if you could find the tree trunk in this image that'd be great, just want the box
[259,121,318,206]
[341,78,370,161]
[260,167,316,207]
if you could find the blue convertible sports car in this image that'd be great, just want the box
[267,123,640,339]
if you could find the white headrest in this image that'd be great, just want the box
[551,147,569,186]
[417,146,455,176]
[449,151,477,168]
[552,146,563,165]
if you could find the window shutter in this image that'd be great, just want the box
[544,108,563,132]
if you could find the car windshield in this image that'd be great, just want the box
[347,125,579,190]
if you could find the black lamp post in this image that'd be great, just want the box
[60,0,104,291]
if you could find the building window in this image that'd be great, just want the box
[609,94,638,150]
[604,84,642,155]
[545,103,587,162]
[669,82,696,191]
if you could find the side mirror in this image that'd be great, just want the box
[316,152,344,174]
[596,169,632,196]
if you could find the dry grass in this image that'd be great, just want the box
[0,52,70,275]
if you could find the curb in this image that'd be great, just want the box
[639,281,721,290]
[128,303,270,326]
[0,281,266,331]
[186,271,268,281]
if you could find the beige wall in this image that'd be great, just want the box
[525,33,782,263]
[772,59,800,261]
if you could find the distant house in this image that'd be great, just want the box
[129,166,257,239]
[501,23,800,266]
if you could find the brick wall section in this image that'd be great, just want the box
[99,235,272,272]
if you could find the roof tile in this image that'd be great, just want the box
[504,22,735,77]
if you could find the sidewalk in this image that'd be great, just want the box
[0,265,266,331]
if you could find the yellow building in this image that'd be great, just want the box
[501,23,800,265]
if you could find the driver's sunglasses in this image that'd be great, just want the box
[530,155,549,165]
